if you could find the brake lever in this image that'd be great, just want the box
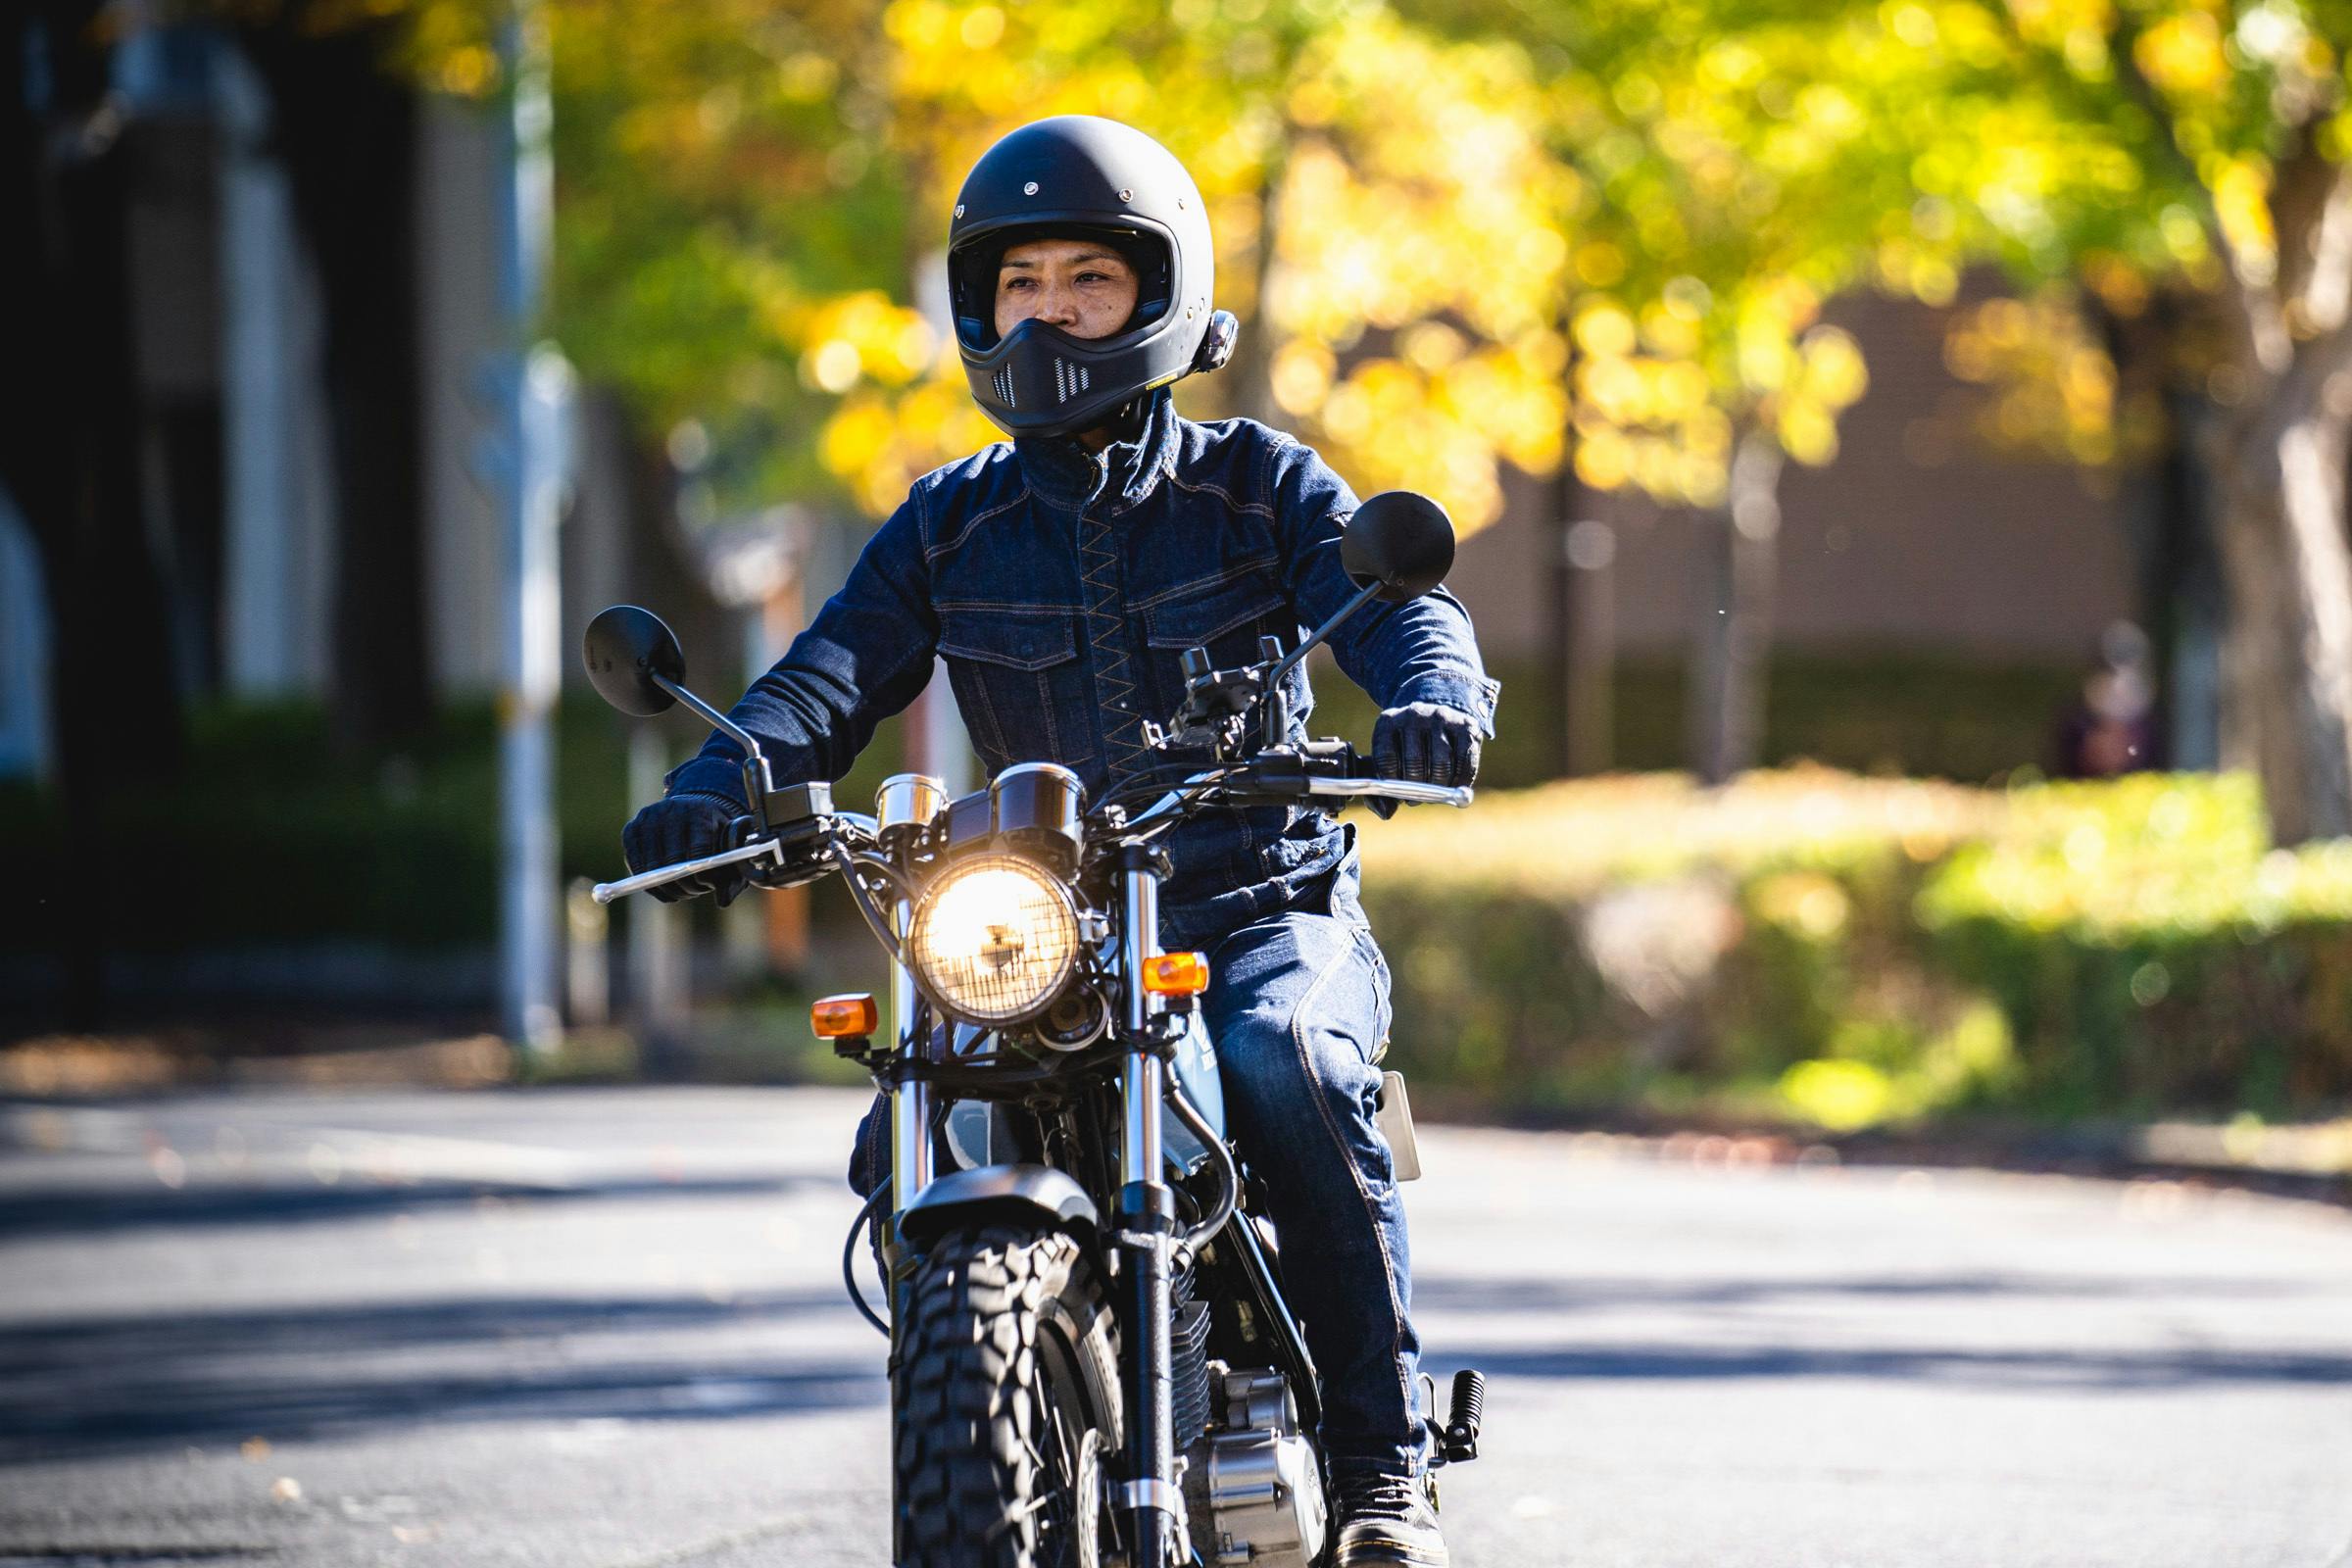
[591,837,788,905]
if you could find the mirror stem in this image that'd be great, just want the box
[652,672,779,802]
[1261,576,1387,748]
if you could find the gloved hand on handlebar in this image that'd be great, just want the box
[1368,702,1482,818]
[622,791,751,905]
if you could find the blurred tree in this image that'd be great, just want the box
[1961,0,2352,844]
[1417,1,1952,779]
[383,0,2352,828]
[826,0,1575,535]
[1669,0,2352,841]
[390,0,1574,535]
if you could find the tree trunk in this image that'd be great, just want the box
[1687,429,1783,784]
[1554,445,1614,776]
[2209,369,2352,844]
[0,2,188,1026]
[238,21,432,754]
[1225,144,1291,428]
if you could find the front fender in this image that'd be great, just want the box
[896,1162,1100,1251]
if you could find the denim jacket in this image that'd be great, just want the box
[668,389,1498,947]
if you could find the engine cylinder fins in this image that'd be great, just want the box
[1168,1295,1213,1452]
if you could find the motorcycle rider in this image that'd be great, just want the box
[623,115,1494,1567]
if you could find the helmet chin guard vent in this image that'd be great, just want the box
[948,116,1226,438]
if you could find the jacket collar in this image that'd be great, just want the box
[1013,389,1177,515]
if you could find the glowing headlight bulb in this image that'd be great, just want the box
[907,857,1080,1026]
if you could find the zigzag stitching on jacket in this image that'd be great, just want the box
[1078,510,1148,784]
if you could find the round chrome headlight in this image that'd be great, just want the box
[907,855,1081,1026]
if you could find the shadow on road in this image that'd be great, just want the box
[0,1171,841,1240]
[1429,1339,2352,1390]
[0,1291,885,1461]
[1412,1269,2321,1313]
[1416,1272,2352,1391]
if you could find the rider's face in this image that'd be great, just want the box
[994,238,1139,343]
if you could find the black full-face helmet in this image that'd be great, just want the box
[948,116,1238,439]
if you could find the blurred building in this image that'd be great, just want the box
[0,18,729,791]
[1447,288,2219,779]
[0,14,765,1032]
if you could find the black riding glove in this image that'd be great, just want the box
[621,791,750,906]
[1368,702,1481,819]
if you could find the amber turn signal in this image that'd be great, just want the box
[811,994,879,1039]
[1141,952,1210,997]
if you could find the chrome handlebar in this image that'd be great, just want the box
[595,773,1469,903]
[1127,766,1472,827]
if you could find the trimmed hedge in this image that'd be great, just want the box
[10,692,2344,1132]
[1357,769,2352,1127]
[0,696,921,957]
[5,640,2073,956]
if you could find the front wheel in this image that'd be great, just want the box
[894,1224,1123,1568]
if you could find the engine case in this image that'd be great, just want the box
[1180,1366,1328,1568]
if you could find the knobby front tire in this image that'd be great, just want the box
[893,1224,1124,1568]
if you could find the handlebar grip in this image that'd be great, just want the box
[1319,741,1472,803]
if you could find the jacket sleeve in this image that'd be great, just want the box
[664,494,939,805]
[1267,433,1500,738]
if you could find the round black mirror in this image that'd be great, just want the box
[1341,491,1455,603]
[582,605,686,717]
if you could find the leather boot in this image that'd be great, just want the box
[1330,1466,1448,1567]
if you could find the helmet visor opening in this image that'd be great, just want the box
[951,222,1175,352]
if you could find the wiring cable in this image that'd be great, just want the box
[843,1176,894,1338]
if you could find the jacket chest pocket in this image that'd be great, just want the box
[937,608,1097,772]
[1143,573,1293,708]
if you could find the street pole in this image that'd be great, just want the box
[494,2,567,1058]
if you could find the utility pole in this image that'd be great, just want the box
[492,1,569,1058]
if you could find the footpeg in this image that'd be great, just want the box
[1442,1369,1484,1462]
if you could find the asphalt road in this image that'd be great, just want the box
[2,1086,2349,1568]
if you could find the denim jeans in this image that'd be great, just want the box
[850,854,1419,1474]
[1190,874,1418,1473]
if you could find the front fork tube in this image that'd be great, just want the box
[886,896,932,1315]
[1115,863,1183,1564]
[885,897,931,1565]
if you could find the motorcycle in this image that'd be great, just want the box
[584,490,1488,1568]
